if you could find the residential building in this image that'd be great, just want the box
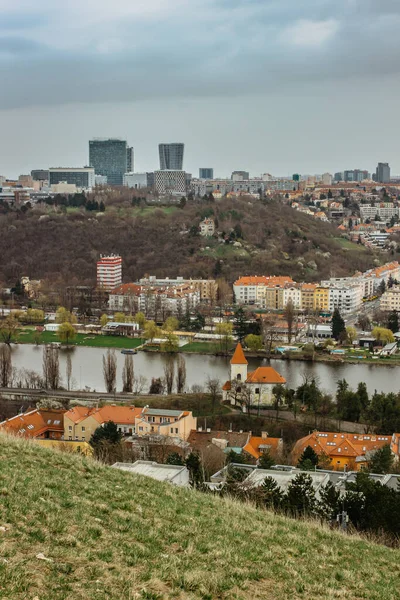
[187,429,249,462]
[233,276,293,307]
[320,279,364,314]
[138,284,200,318]
[380,287,400,312]
[49,167,95,189]
[300,283,316,311]
[89,138,131,186]
[360,203,399,222]
[159,143,184,170]
[190,178,232,197]
[123,172,148,188]
[95,175,107,185]
[321,173,333,185]
[313,286,330,312]
[154,170,186,195]
[134,408,196,441]
[31,169,49,181]
[0,409,65,439]
[243,432,283,461]
[222,343,286,410]
[344,169,369,182]
[108,283,142,312]
[282,284,302,309]
[97,254,122,291]
[199,168,213,179]
[292,431,392,471]
[112,460,190,487]
[375,162,391,184]
[199,217,215,237]
[138,275,217,304]
[231,171,249,181]
[64,405,143,441]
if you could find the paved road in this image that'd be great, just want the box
[0,387,136,402]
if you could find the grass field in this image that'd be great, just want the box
[16,329,144,349]
[180,341,218,353]
[0,434,399,600]
[132,393,232,417]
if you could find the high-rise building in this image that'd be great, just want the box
[292,173,300,182]
[375,162,391,183]
[199,168,213,179]
[49,167,95,189]
[322,173,333,185]
[31,169,49,181]
[96,254,122,291]
[159,143,184,170]
[89,139,130,186]
[154,170,186,195]
[231,171,249,181]
[126,147,134,173]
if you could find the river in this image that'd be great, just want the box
[8,344,400,396]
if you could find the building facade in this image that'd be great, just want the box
[159,143,184,170]
[380,287,400,312]
[154,170,186,195]
[97,254,122,291]
[199,168,213,179]
[49,167,95,189]
[375,162,391,183]
[123,172,148,188]
[89,138,130,186]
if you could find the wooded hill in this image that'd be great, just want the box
[0,433,399,600]
[0,197,386,286]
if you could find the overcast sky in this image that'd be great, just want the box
[1,0,400,178]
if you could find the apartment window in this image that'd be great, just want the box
[170,428,173,434]
[69,426,72,431]
[81,427,85,432]
[175,428,178,434]
[139,426,143,431]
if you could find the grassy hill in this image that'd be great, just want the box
[0,198,384,285]
[0,435,399,600]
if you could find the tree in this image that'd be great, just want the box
[161,331,179,353]
[206,377,220,414]
[262,315,279,358]
[122,354,134,393]
[378,280,386,295]
[90,421,122,447]
[185,452,203,486]
[114,312,125,323]
[66,353,72,391]
[103,349,117,393]
[215,322,233,355]
[134,311,146,329]
[0,316,19,345]
[233,307,247,343]
[144,320,160,343]
[176,354,186,393]
[284,299,295,343]
[331,308,346,341]
[298,445,319,470]
[166,452,184,465]
[258,450,275,469]
[42,345,60,390]
[244,333,262,352]
[318,481,341,521]
[163,316,179,332]
[56,307,77,324]
[387,310,399,334]
[272,383,285,420]
[357,313,371,331]
[100,314,109,327]
[262,477,284,509]
[368,445,394,474]
[346,326,357,345]
[0,343,12,387]
[285,473,317,515]
[58,322,76,346]
[371,327,395,345]
[149,377,164,394]
[164,358,175,394]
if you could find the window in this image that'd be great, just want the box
[82,437,85,441]
[81,427,85,432]
[69,426,72,431]
[175,428,178,434]
[69,436,72,441]
[255,388,260,394]
[139,426,143,431]
[237,374,241,381]
[170,428,173,434]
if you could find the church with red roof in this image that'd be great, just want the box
[222,343,286,411]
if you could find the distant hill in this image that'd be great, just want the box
[0,198,385,285]
[0,434,399,600]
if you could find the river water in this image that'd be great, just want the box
[8,344,400,396]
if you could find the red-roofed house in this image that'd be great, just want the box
[222,343,286,410]
[0,409,65,439]
[243,432,283,461]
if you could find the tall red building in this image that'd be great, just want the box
[97,254,122,291]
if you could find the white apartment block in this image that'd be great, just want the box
[360,203,399,222]
[321,276,374,299]
[97,255,122,291]
[328,285,363,315]
[199,218,215,237]
[380,287,400,312]
[282,286,302,309]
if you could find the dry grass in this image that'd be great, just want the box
[0,433,399,600]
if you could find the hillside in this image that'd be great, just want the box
[0,197,384,286]
[0,435,399,600]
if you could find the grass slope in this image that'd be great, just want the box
[0,435,399,600]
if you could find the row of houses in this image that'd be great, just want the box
[233,261,400,314]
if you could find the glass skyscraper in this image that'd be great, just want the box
[159,143,184,170]
[89,139,131,186]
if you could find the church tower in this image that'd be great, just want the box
[230,343,248,382]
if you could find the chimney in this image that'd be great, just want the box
[206,428,211,433]
[261,431,269,439]
[197,427,203,432]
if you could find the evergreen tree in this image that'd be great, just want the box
[368,445,393,474]
[318,481,341,521]
[166,452,184,465]
[233,307,247,342]
[90,421,122,447]
[387,310,399,333]
[331,308,346,341]
[262,476,284,509]
[285,473,317,515]
[378,280,386,295]
[298,445,319,469]
[356,382,369,413]
[185,452,203,486]
[258,450,275,469]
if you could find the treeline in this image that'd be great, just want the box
[37,193,105,212]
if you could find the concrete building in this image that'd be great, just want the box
[49,167,95,189]
[159,143,184,170]
[31,169,49,181]
[322,173,333,185]
[112,461,190,487]
[199,168,213,179]
[320,279,364,314]
[89,138,131,186]
[154,170,186,195]
[199,217,215,237]
[138,276,217,303]
[123,172,148,188]
[135,407,197,441]
[360,203,399,222]
[96,254,122,291]
[126,146,134,173]
[375,162,391,183]
[233,276,293,307]
[231,171,249,181]
[64,405,142,441]
[380,287,400,312]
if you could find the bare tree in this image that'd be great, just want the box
[103,349,117,393]
[262,315,280,358]
[0,343,12,387]
[66,353,72,391]
[176,355,186,393]
[42,345,60,390]
[164,358,175,395]
[133,374,147,395]
[284,299,295,343]
[206,377,220,415]
[122,354,134,393]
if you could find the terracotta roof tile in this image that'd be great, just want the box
[246,367,286,384]
[230,343,248,365]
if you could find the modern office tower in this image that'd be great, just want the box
[96,254,122,291]
[231,171,249,181]
[89,139,130,186]
[126,147,134,173]
[322,173,333,185]
[158,143,184,170]
[334,172,343,182]
[49,167,95,189]
[375,162,391,183]
[199,168,213,179]
[31,169,49,181]
[292,173,300,182]
[154,170,186,195]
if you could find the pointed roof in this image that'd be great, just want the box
[230,343,248,365]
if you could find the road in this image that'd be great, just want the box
[0,387,136,403]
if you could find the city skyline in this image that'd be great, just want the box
[1,1,400,177]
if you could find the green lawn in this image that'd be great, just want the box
[16,329,144,349]
[180,341,217,353]
[0,434,399,600]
